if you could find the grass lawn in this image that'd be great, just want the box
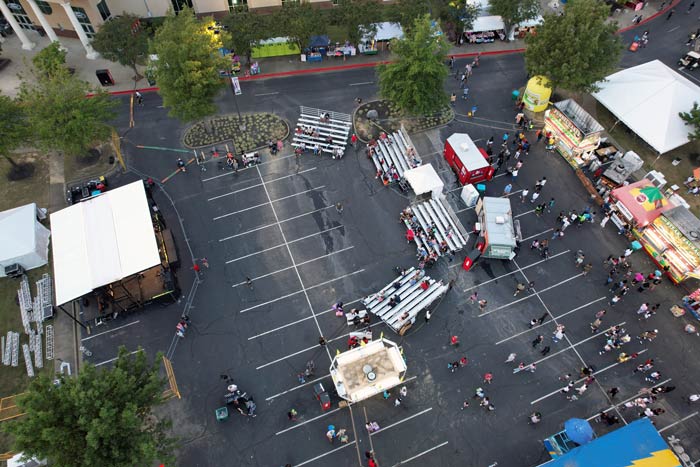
[0,153,53,456]
[63,142,117,184]
[595,102,700,216]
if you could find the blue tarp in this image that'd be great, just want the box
[308,35,330,48]
[541,418,680,467]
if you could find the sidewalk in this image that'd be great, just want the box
[0,0,677,96]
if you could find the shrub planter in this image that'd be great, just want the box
[353,100,454,142]
[183,113,289,152]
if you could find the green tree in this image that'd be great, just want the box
[680,102,700,140]
[386,0,430,33]
[91,14,149,79]
[524,0,622,93]
[278,2,326,52]
[331,0,380,45]
[222,10,270,64]
[151,7,229,121]
[32,41,67,79]
[489,0,540,41]
[5,347,175,467]
[0,94,30,171]
[378,14,449,115]
[19,69,116,156]
[439,0,478,44]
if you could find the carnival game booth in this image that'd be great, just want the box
[252,37,300,59]
[464,15,506,43]
[330,338,407,403]
[609,179,674,231]
[544,99,604,169]
[50,181,179,322]
[304,35,330,62]
[444,133,494,185]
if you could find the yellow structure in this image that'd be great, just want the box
[522,76,552,112]
[0,393,26,422]
[162,355,181,400]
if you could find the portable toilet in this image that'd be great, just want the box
[444,133,494,185]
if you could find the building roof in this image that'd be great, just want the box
[553,99,604,136]
[50,181,161,306]
[611,179,674,227]
[540,418,680,467]
[663,205,700,247]
[592,60,700,154]
[482,197,516,248]
[446,133,490,170]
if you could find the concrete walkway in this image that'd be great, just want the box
[0,0,677,96]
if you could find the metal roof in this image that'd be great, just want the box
[446,133,489,170]
[663,205,700,247]
[482,197,516,248]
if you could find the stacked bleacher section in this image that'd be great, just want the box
[369,127,422,184]
[292,106,353,157]
[362,267,448,334]
[401,198,469,259]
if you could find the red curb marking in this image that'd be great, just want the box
[616,0,683,34]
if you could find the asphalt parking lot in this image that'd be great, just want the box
[81,35,700,466]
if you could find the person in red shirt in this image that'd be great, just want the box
[368,459,377,467]
[420,280,430,291]
[406,229,415,243]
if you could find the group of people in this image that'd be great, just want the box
[400,207,456,265]
[294,124,344,159]
[366,134,420,186]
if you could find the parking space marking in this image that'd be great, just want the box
[254,92,279,96]
[81,320,140,342]
[659,412,699,433]
[496,297,607,345]
[530,350,648,405]
[275,406,345,436]
[515,321,627,370]
[239,269,364,313]
[478,272,584,317]
[583,378,671,419]
[218,205,336,242]
[264,374,333,401]
[522,228,553,242]
[213,185,326,220]
[232,246,355,287]
[390,441,449,466]
[207,168,317,201]
[226,225,346,264]
[293,441,357,467]
[248,298,364,341]
[202,153,297,182]
[94,349,143,367]
[461,249,570,284]
[514,209,535,218]
[370,408,433,437]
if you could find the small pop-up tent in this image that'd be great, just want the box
[403,164,444,200]
[0,203,50,277]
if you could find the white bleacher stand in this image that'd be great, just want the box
[368,126,422,185]
[292,106,353,158]
[400,197,469,260]
[362,267,449,334]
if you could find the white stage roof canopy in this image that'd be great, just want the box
[51,181,160,306]
[592,60,700,154]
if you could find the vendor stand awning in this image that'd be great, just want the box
[468,15,505,33]
[50,181,160,306]
[361,22,404,42]
[544,99,603,168]
[592,60,700,154]
[611,179,673,227]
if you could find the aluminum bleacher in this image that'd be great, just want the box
[368,127,422,185]
[362,267,449,334]
[292,106,353,158]
[401,197,469,259]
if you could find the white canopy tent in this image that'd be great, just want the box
[0,203,50,276]
[50,181,160,306]
[361,22,404,42]
[592,60,700,154]
[467,15,505,33]
[403,164,444,200]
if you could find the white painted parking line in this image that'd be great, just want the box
[202,153,297,182]
[218,205,336,242]
[659,412,699,433]
[275,406,345,436]
[232,246,355,287]
[293,441,357,466]
[265,374,332,401]
[248,298,364,341]
[514,209,534,218]
[496,297,606,345]
[349,81,374,86]
[584,377,671,419]
[240,268,365,313]
[94,349,143,367]
[213,185,326,220]
[522,228,553,242]
[516,322,627,371]
[370,408,433,437]
[81,320,140,341]
[456,189,523,213]
[530,350,649,405]
[478,272,584,317]
[226,225,346,264]
[460,249,570,283]
[254,91,279,96]
[207,168,317,201]
[390,441,449,466]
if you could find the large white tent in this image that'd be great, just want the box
[361,22,404,42]
[0,203,50,277]
[50,181,160,306]
[592,60,700,154]
[403,164,444,200]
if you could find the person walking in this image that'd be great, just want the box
[503,183,513,196]
[135,91,144,106]
[582,263,593,276]
[688,1,695,14]
[424,308,432,323]
[511,168,519,182]
[608,387,620,399]
[469,291,478,304]
[505,352,517,363]
[288,408,298,421]
[667,8,675,20]
[450,335,460,347]
[245,276,254,289]
[478,299,487,311]
[520,189,529,203]
[532,335,544,348]
[540,345,551,356]
[483,373,493,384]
[513,282,526,296]
[450,93,457,107]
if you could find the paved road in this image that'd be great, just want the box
[83,7,700,465]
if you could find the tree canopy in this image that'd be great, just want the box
[5,347,175,467]
[222,10,270,64]
[150,7,229,121]
[0,94,29,162]
[18,68,116,156]
[330,0,380,45]
[680,102,700,141]
[489,0,540,40]
[524,0,622,93]
[386,0,430,33]
[91,14,149,77]
[378,14,450,115]
[32,41,68,79]
[279,2,327,52]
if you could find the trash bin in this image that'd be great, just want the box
[96,69,115,86]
